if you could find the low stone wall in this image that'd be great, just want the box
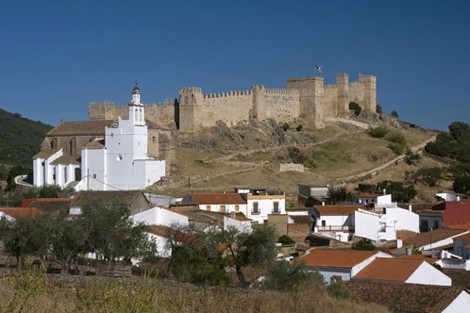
[280,163,304,172]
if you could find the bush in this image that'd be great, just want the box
[404,149,420,165]
[385,131,406,145]
[263,261,322,292]
[349,102,362,116]
[282,123,290,132]
[352,238,375,250]
[391,111,399,119]
[368,126,389,138]
[278,235,295,245]
[296,124,303,132]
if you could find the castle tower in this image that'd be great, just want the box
[336,73,349,114]
[178,87,203,133]
[129,85,145,126]
[359,74,377,112]
[286,77,325,129]
[252,85,266,120]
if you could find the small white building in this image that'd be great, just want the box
[354,206,419,243]
[310,204,367,242]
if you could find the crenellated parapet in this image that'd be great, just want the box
[88,71,376,133]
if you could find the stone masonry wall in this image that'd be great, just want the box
[88,72,376,133]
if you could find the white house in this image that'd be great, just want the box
[185,188,286,224]
[33,86,166,191]
[354,206,419,243]
[354,258,452,286]
[310,204,367,242]
[131,206,190,258]
[245,189,286,224]
[300,248,392,284]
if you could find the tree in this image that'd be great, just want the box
[404,149,420,165]
[349,102,362,116]
[263,261,322,291]
[376,104,383,114]
[5,165,31,191]
[390,110,399,119]
[205,224,278,286]
[277,234,295,245]
[376,180,417,203]
[79,198,156,264]
[408,166,444,187]
[328,186,353,204]
[453,176,470,196]
[352,238,375,250]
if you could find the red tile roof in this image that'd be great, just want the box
[191,193,246,205]
[312,204,368,216]
[441,201,470,225]
[403,228,468,248]
[354,258,423,282]
[400,254,439,264]
[453,232,470,242]
[0,207,42,219]
[299,248,377,269]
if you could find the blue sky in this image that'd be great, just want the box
[1,0,469,131]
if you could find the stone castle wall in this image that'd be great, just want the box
[88,72,376,133]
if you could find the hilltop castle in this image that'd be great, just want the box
[89,73,376,132]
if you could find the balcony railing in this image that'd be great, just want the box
[315,225,353,232]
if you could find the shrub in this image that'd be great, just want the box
[278,235,295,245]
[349,102,362,116]
[391,110,399,118]
[296,124,303,131]
[385,131,406,145]
[367,126,389,138]
[263,261,323,292]
[282,123,290,132]
[352,238,375,250]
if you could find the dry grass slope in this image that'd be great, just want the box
[0,272,390,313]
[152,118,445,204]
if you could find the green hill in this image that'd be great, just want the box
[0,108,52,179]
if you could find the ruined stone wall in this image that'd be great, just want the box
[264,88,300,122]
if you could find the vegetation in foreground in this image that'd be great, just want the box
[0,270,389,313]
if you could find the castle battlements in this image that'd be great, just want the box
[88,71,376,133]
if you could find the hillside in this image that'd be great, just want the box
[0,108,52,179]
[152,113,446,204]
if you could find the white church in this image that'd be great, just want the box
[33,86,166,191]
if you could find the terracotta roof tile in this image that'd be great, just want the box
[400,254,439,264]
[447,224,470,230]
[312,204,368,216]
[403,228,468,248]
[343,281,465,313]
[47,120,113,136]
[443,269,470,289]
[354,258,423,282]
[0,207,42,219]
[191,193,246,205]
[453,232,470,241]
[71,190,146,207]
[299,248,377,269]
[50,155,80,165]
[33,148,61,159]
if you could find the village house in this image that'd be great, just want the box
[353,257,452,286]
[299,248,392,283]
[310,204,366,242]
[0,207,42,222]
[404,228,469,253]
[354,205,419,243]
[183,188,286,224]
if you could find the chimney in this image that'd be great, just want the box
[383,188,386,195]
[408,204,412,212]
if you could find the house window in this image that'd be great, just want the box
[252,202,259,214]
[321,220,326,227]
[235,205,239,212]
[273,202,279,213]
[220,205,226,213]
[206,205,210,211]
